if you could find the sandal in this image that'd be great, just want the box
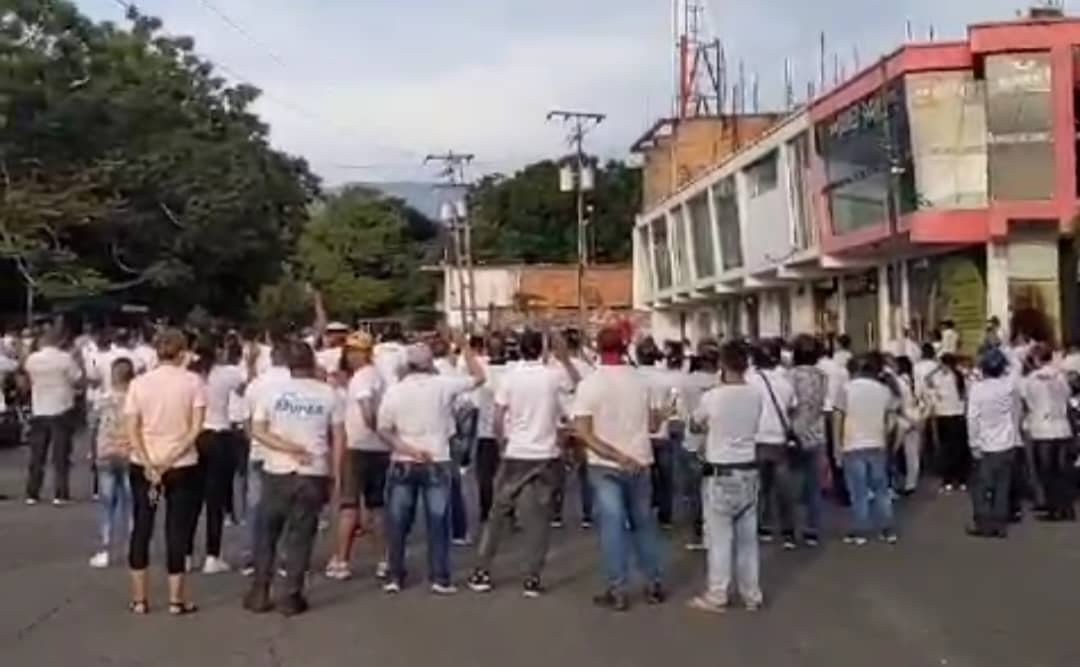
[168,601,199,616]
[129,600,149,615]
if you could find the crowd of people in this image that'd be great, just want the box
[0,312,1077,617]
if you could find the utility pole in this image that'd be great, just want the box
[426,151,476,332]
[547,110,605,328]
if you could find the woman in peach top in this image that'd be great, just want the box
[124,329,207,615]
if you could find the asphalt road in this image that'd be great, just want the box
[0,442,1078,667]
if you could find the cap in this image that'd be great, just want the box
[405,343,434,370]
[326,322,349,333]
[345,332,374,350]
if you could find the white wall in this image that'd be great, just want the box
[443,267,519,328]
[738,150,796,274]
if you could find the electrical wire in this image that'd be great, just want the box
[193,0,287,69]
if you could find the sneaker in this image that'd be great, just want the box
[467,569,493,593]
[684,540,707,552]
[687,595,727,614]
[25,497,38,506]
[277,593,310,617]
[940,484,954,494]
[580,519,593,530]
[382,580,402,594]
[52,498,69,507]
[430,582,458,595]
[277,568,288,579]
[645,582,667,605]
[89,551,109,569]
[804,534,820,548]
[240,564,255,577]
[374,561,390,580]
[744,598,764,612]
[202,556,231,575]
[782,536,797,551]
[324,559,351,581]
[758,530,774,543]
[880,531,898,545]
[550,518,564,529]
[593,589,630,612]
[844,533,868,546]
[522,576,544,598]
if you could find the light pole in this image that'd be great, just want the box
[547,110,605,327]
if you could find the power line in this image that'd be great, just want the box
[194,0,288,69]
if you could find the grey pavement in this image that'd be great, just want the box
[0,442,1078,667]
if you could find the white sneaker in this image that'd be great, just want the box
[375,561,390,580]
[52,498,69,507]
[202,556,232,574]
[324,560,352,581]
[430,583,458,595]
[382,580,402,594]
[89,551,109,569]
[451,537,472,547]
[25,498,38,506]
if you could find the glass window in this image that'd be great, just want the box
[650,216,672,290]
[712,178,743,270]
[636,226,653,298]
[787,134,816,248]
[986,52,1054,201]
[688,193,715,279]
[817,80,915,235]
[746,151,778,197]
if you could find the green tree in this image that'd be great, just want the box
[291,185,439,320]
[467,158,639,264]
[0,1,318,318]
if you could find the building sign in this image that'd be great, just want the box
[985,52,1054,201]
[905,71,988,209]
[817,80,915,236]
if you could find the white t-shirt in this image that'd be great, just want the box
[378,372,478,463]
[472,360,508,440]
[0,352,16,411]
[87,345,145,398]
[252,377,344,477]
[204,364,246,431]
[927,367,965,417]
[374,341,407,386]
[316,346,343,376]
[134,343,158,372]
[941,328,960,355]
[551,356,592,424]
[245,366,292,462]
[693,383,762,464]
[346,365,386,451]
[836,377,898,451]
[748,368,797,445]
[817,356,849,412]
[495,360,573,460]
[968,376,1021,454]
[638,366,684,438]
[572,365,653,468]
[25,346,82,417]
[1020,367,1072,441]
[681,370,718,452]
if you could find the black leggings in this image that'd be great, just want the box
[189,430,240,557]
[476,438,501,523]
[936,416,971,487]
[129,465,200,575]
[1034,439,1075,515]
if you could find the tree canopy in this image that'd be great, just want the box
[0,0,318,320]
[468,159,639,265]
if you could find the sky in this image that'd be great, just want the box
[77,0,1055,185]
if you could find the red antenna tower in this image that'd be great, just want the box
[675,0,725,119]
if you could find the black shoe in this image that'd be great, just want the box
[467,569,493,593]
[277,593,309,617]
[242,586,273,614]
[522,576,544,599]
[644,582,667,605]
[593,589,630,612]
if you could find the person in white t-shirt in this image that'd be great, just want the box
[316,322,349,378]
[636,337,683,530]
[747,339,798,545]
[834,353,900,545]
[928,353,970,492]
[678,342,720,550]
[377,338,484,594]
[245,342,345,617]
[238,343,292,575]
[466,330,578,597]
[1021,343,1075,522]
[550,328,596,529]
[967,348,1021,537]
[573,327,669,612]
[24,327,83,504]
[688,340,764,613]
[326,332,391,581]
[188,336,252,574]
[373,325,408,387]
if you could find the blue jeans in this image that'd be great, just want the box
[243,460,265,561]
[796,448,823,537]
[590,466,664,592]
[701,470,762,605]
[843,448,894,535]
[386,461,453,586]
[96,459,131,550]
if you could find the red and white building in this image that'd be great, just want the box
[634,8,1080,354]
